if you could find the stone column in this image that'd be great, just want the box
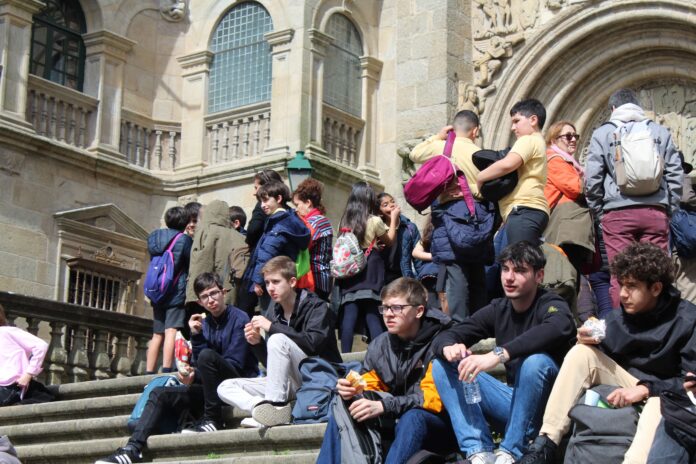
[304,28,332,158]
[262,28,295,158]
[358,56,383,179]
[82,30,136,158]
[0,0,43,130]
[176,50,212,171]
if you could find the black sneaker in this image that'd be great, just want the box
[94,445,142,464]
[251,400,292,426]
[517,435,557,464]
[181,419,220,433]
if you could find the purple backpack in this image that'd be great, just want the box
[143,233,184,305]
[404,131,457,212]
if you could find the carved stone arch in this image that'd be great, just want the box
[481,0,696,149]
[111,0,161,37]
[312,0,379,57]
[75,0,104,31]
[195,0,288,49]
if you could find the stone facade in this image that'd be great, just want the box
[1,0,695,317]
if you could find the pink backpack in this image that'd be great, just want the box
[404,131,457,212]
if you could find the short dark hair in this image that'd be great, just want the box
[256,180,291,203]
[293,178,326,214]
[453,110,480,133]
[164,206,189,231]
[497,241,546,271]
[381,277,428,308]
[184,202,201,222]
[510,99,546,130]
[610,242,674,287]
[228,206,247,229]
[608,88,640,110]
[254,169,283,186]
[193,272,223,297]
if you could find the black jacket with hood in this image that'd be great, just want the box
[360,309,453,417]
[251,289,341,366]
[600,285,696,396]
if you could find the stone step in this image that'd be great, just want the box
[153,452,318,464]
[15,423,327,464]
[0,393,141,426]
[48,374,158,401]
[0,415,130,446]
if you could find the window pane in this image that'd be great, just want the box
[208,2,274,113]
[323,14,363,117]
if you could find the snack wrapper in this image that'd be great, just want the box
[346,370,367,393]
[582,317,606,341]
[174,331,193,376]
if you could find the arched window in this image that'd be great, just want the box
[323,14,363,117]
[208,2,273,114]
[30,0,86,91]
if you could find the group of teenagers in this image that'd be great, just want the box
[93,87,696,464]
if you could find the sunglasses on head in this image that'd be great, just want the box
[557,133,580,142]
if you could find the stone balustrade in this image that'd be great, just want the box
[26,75,98,150]
[205,102,271,165]
[120,109,181,171]
[322,104,364,168]
[0,291,152,385]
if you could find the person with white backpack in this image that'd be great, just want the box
[585,88,683,308]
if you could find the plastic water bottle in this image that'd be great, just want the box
[463,375,481,404]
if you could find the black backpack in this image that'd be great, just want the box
[564,385,639,464]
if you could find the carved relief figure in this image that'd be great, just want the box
[458,82,497,115]
[474,33,524,87]
[512,0,540,31]
[160,0,187,22]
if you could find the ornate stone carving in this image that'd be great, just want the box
[396,136,429,182]
[160,0,187,22]
[458,82,498,115]
[474,33,525,87]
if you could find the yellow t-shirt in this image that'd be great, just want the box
[410,135,483,200]
[363,215,388,249]
[498,133,549,220]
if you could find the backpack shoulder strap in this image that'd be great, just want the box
[442,130,456,158]
[166,233,184,253]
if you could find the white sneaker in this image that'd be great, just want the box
[494,449,516,464]
[469,452,496,464]
[240,417,265,428]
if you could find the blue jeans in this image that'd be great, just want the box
[316,407,456,464]
[647,420,691,464]
[432,354,559,459]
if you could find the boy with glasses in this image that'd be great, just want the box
[95,273,257,464]
[316,277,456,463]
[431,241,576,464]
[217,255,341,427]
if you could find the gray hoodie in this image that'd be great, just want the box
[585,103,682,219]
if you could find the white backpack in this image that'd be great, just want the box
[611,120,664,196]
[330,228,375,279]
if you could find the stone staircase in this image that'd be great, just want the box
[0,372,326,464]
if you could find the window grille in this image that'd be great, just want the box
[208,2,273,114]
[30,0,86,91]
[67,266,133,312]
[323,14,363,117]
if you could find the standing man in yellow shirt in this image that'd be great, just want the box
[477,99,550,246]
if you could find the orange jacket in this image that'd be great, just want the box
[544,149,583,210]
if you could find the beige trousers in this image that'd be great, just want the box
[539,344,661,464]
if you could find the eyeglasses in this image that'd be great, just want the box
[198,289,222,302]
[378,304,414,315]
[557,133,580,142]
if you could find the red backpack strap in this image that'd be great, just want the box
[339,227,352,234]
[443,130,456,158]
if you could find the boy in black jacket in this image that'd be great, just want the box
[519,243,696,464]
[95,273,256,464]
[217,255,340,427]
[432,241,576,464]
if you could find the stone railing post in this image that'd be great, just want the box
[90,329,112,380]
[67,325,90,383]
[130,335,149,376]
[110,332,132,378]
[176,50,212,170]
[46,320,68,385]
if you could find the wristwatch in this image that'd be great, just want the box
[493,346,508,364]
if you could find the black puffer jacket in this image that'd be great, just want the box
[360,309,453,417]
[601,285,696,396]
